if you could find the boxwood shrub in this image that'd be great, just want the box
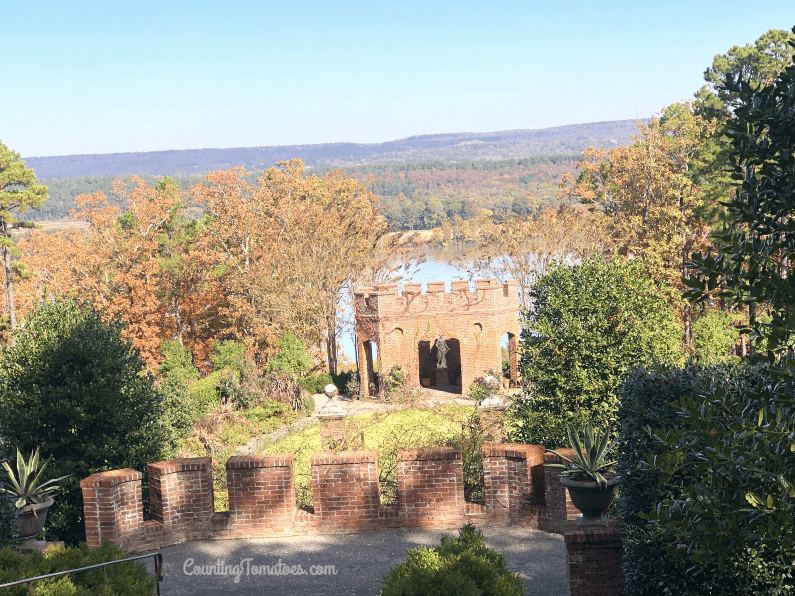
[0,542,156,595]
[378,523,524,596]
[618,363,795,595]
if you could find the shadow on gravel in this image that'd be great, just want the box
[143,526,568,596]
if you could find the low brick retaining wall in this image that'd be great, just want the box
[81,443,581,552]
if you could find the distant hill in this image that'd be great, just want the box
[24,119,642,179]
[36,155,578,223]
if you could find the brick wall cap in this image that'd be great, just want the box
[147,457,212,475]
[310,450,378,465]
[80,468,141,488]
[226,454,294,469]
[482,443,544,460]
[397,446,461,461]
[544,448,575,464]
[563,519,621,543]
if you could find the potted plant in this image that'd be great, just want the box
[1,448,69,545]
[546,422,619,525]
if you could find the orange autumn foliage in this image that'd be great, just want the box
[15,163,393,375]
[17,178,228,371]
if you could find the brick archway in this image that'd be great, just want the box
[418,338,462,393]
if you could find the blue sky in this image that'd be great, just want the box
[3,1,794,157]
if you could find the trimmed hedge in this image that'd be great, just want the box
[618,363,795,595]
[378,523,524,596]
[0,542,155,595]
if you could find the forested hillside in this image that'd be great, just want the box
[35,155,578,226]
[23,119,639,179]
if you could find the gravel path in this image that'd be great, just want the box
[145,526,568,596]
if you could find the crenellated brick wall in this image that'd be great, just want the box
[397,447,466,527]
[311,451,381,532]
[479,443,545,526]
[82,469,143,551]
[81,443,584,553]
[223,455,296,537]
[148,458,214,531]
[353,279,521,395]
[541,448,580,533]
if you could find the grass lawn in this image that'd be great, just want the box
[263,405,504,507]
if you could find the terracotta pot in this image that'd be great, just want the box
[560,476,619,525]
[15,498,54,539]
[420,377,431,387]
[502,378,510,389]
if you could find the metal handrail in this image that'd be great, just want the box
[0,552,163,596]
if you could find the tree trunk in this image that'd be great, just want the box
[2,239,17,332]
[749,302,757,357]
[683,304,692,346]
[682,241,691,345]
[326,314,338,377]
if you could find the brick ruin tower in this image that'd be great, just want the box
[353,278,520,398]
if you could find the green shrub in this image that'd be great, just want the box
[242,401,288,422]
[345,374,360,398]
[157,340,201,454]
[0,300,165,546]
[210,340,252,379]
[691,311,739,363]
[298,392,315,416]
[268,332,311,375]
[0,495,16,549]
[297,373,333,396]
[618,363,795,595]
[509,256,682,448]
[331,370,353,393]
[0,541,156,595]
[441,410,504,503]
[386,365,405,391]
[468,377,496,403]
[681,44,795,568]
[187,369,229,414]
[379,523,524,596]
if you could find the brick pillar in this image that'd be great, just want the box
[311,451,380,532]
[226,455,295,537]
[565,519,623,596]
[481,444,510,525]
[397,447,465,527]
[543,448,579,533]
[147,457,213,541]
[482,443,545,525]
[80,469,143,549]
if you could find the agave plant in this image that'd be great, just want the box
[1,448,69,510]
[546,421,618,488]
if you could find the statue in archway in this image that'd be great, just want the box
[435,336,449,368]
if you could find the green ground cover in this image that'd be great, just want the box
[264,405,504,508]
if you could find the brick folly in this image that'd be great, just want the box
[353,278,520,397]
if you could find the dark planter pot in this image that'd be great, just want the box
[15,498,54,540]
[560,476,619,525]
